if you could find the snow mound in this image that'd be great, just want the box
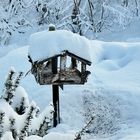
[12,86,29,110]
[91,41,140,71]
[1,132,14,140]
[27,135,42,140]
[43,132,75,140]
[28,30,91,62]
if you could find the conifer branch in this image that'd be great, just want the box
[0,112,5,138]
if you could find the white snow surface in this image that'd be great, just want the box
[11,86,30,110]
[1,23,140,139]
[28,30,91,62]
[1,132,14,140]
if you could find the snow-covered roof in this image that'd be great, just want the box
[28,30,91,63]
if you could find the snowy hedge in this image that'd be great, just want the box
[0,70,54,139]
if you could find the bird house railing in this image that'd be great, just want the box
[30,54,90,85]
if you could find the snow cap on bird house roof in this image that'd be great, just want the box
[28,29,91,65]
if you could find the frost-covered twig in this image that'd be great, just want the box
[74,116,95,140]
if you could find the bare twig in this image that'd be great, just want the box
[74,116,95,140]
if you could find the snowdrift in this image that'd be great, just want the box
[0,37,140,139]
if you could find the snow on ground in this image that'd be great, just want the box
[0,27,140,139]
[87,40,140,139]
[96,18,140,42]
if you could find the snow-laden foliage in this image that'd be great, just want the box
[82,89,124,136]
[2,69,23,105]
[0,111,5,138]
[0,0,140,45]
[0,71,54,139]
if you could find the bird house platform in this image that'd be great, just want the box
[29,50,91,85]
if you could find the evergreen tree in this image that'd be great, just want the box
[14,72,23,90]
[9,117,18,139]
[37,104,53,137]
[35,107,40,118]
[37,116,50,137]
[0,71,55,138]
[15,97,27,115]
[3,69,15,104]
[19,104,36,139]
[2,71,23,105]
[0,112,5,138]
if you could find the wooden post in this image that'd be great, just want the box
[52,57,60,127]
[60,55,67,71]
[52,85,60,127]
[49,25,60,127]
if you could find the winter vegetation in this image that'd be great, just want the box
[0,0,140,46]
[0,0,140,140]
[0,70,54,139]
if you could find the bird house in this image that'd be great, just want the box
[28,27,91,85]
[28,25,92,127]
[28,50,91,85]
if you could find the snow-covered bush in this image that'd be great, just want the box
[82,89,123,137]
[9,117,18,139]
[0,0,32,46]
[0,70,54,139]
[2,69,23,105]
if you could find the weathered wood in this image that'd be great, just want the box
[52,85,60,127]
[81,62,87,83]
[60,55,67,71]
[65,50,91,66]
[32,61,89,85]
[36,50,91,66]
[59,84,64,90]
[81,62,86,73]
[37,54,60,65]
[59,69,81,82]
[51,57,60,127]
[71,57,77,69]
[52,57,58,74]
[81,62,89,83]
[39,69,83,85]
